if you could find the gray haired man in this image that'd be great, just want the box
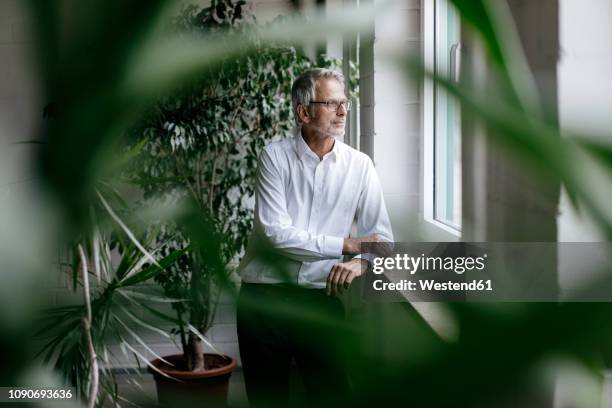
[237,68,393,406]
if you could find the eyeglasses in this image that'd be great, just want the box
[310,100,352,112]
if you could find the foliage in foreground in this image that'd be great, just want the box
[4,0,612,407]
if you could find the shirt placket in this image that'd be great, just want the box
[307,159,325,234]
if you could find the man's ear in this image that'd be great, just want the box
[297,104,311,124]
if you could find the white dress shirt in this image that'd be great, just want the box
[239,132,394,289]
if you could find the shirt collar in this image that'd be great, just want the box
[294,130,341,162]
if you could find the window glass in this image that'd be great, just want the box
[434,0,462,229]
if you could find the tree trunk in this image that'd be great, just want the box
[186,332,205,371]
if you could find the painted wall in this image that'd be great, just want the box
[557,0,612,243]
[359,0,458,340]
[0,0,39,196]
[361,0,423,241]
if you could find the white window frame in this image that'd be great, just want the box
[422,0,461,238]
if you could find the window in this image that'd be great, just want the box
[423,0,462,235]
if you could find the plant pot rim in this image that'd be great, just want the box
[149,353,237,380]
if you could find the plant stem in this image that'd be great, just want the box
[195,151,204,206]
[78,244,99,408]
[177,309,188,356]
[187,332,205,371]
[187,256,206,371]
[209,148,219,214]
[175,150,201,208]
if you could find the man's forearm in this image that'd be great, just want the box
[342,238,356,255]
[342,234,383,255]
[342,237,362,255]
[262,225,344,261]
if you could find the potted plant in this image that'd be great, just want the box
[37,183,189,407]
[125,1,356,405]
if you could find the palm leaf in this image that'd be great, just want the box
[97,190,161,269]
[118,247,188,287]
[113,315,174,366]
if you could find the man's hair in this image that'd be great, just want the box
[291,68,345,126]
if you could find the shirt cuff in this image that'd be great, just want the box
[323,235,344,257]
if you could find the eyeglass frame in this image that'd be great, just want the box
[309,99,352,112]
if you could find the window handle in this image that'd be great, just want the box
[450,42,462,83]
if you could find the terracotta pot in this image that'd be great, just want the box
[149,353,237,407]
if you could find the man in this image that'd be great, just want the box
[237,68,393,406]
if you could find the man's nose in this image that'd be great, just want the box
[337,103,348,115]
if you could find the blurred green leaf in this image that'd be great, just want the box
[118,247,189,287]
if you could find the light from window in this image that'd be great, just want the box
[434,0,462,230]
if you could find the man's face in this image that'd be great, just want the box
[305,78,348,139]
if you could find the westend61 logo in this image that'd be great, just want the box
[364,242,612,302]
[364,247,494,301]
[371,253,488,275]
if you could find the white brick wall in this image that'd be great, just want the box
[358,0,460,341]
[359,0,422,241]
[0,0,39,190]
[557,0,612,243]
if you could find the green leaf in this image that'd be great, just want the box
[113,314,174,366]
[575,138,612,171]
[140,302,182,325]
[118,247,188,287]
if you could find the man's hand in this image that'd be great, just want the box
[342,234,393,257]
[326,259,369,296]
